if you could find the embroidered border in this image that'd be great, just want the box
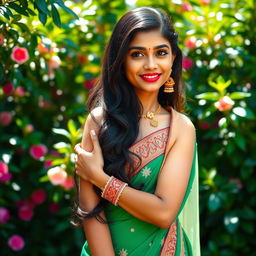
[160,221,177,256]
[180,223,185,256]
[129,127,169,177]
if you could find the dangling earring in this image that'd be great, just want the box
[164,77,175,93]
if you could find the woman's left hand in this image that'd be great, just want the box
[74,130,104,183]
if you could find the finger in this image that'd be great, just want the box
[74,143,83,155]
[90,130,101,153]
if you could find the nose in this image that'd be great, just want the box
[144,56,157,70]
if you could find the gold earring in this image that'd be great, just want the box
[164,77,175,93]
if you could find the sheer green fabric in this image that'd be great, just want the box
[81,128,200,256]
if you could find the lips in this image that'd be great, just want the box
[140,73,161,82]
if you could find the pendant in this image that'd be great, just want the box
[150,119,158,127]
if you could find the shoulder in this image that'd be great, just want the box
[172,108,196,140]
[84,106,104,133]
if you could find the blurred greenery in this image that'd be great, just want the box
[0,0,255,255]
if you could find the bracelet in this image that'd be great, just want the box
[101,176,128,206]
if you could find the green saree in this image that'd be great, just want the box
[81,125,200,256]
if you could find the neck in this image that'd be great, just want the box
[136,91,160,114]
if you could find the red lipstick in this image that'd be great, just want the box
[140,73,161,82]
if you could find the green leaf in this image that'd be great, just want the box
[67,120,78,138]
[52,0,79,19]
[38,11,47,25]
[208,76,232,92]
[196,92,219,100]
[12,14,22,22]
[52,128,71,140]
[51,3,61,28]
[15,22,30,32]
[208,193,221,211]
[53,142,69,149]
[234,133,246,151]
[229,92,251,99]
[8,2,29,16]
[35,0,50,15]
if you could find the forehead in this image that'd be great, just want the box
[128,29,170,48]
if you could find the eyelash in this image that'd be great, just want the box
[131,50,168,58]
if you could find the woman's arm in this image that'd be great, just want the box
[79,111,115,256]
[76,112,195,229]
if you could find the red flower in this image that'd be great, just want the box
[182,58,194,69]
[29,144,48,160]
[214,96,234,111]
[0,207,10,223]
[11,46,29,64]
[8,235,25,251]
[185,36,197,49]
[3,82,14,95]
[61,176,75,190]
[0,111,12,126]
[18,205,34,221]
[49,202,59,214]
[31,189,47,204]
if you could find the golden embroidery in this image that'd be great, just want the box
[160,221,177,256]
[180,224,185,256]
[129,127,169,177]
[119,248,128,256]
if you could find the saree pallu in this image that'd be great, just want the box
[81,126,200,256]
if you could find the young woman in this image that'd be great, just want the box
[73,7,200,256]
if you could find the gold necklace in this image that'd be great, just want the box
[140,104,161,127]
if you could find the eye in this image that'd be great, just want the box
[157,49,168,56]
[131,51,143,58]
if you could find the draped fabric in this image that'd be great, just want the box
[81,124,200,256]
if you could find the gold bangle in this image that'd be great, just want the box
[114,183,128,206]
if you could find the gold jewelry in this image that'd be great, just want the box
[164,77,175,93]
[140,104,161,127]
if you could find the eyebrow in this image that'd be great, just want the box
[128,44,170,51]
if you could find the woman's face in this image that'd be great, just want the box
[124,29,175,95]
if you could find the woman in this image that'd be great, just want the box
[73,7,200,256]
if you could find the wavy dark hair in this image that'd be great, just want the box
[72,6,185,225]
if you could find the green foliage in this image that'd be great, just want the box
[0,0,255,255]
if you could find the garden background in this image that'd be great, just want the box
[0,0,255,255]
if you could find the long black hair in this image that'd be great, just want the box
[72,6,184,225]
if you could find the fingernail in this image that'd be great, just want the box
[91,130,96,136]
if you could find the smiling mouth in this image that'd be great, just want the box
[140,73,161,82]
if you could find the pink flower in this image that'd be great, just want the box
[31,189,47,204]
[24,124,34,134]
[3,82,14,95]
[8,235,25,251]
[30,144,48,160]
[18,205,34,221]
[44,159,53,168]
[47,166,67,185]
[182,57,194,69]
[0,33,4,45]
[0,111,12,126]
[49,202,59,214]
[0,207,10,223]
[182,2,193,12]
[61,176,75,190]
[11,46,29,64]
[0,172,12,182]
[200,0,210,4]
[0,161,8,176]
[14,86,25,97]
[214,96,234,111]
[48,55,61,75]
[185,36,197,49]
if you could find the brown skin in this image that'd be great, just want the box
[75,29,195,255]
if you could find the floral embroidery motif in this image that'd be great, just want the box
[142,167,151,178]
[160,221,177,256]
[149,242,152,247]
[130,228,135,232]
[129,127,169,177]
[160,237,165,246]
[119,248,128,256]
